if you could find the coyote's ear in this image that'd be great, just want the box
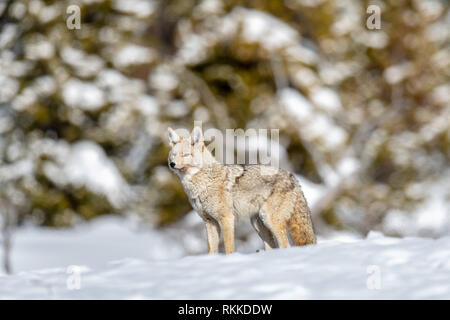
[191,126,203,145]
[168,127,179,145]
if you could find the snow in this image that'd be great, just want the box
[310,87,342,113]
[176,33,212,66]
[60,47,105,78]
[0,110,13,134]
[336,157,360,177]
[0,75,19,103]
[221,7,299,51]
[24,36,55,60]
[112,0,155,18]
[62,79,106,111]
[36,139,130,208]
[426,17,450,43]
[136,95,159,117]
[279,87,347,150]
[331,0,361,36]
[295,175,326,208]
[0,159,33,182]
[238,133,289,169]
[285,44,319,65]
[0,2,5,16]
[0,24,18,48]
[415,0,445,19]
[291,67,319,88]
[238,8,298,50]
[430,83,450,106]
[113,44,155,68]
[33,76,57,96]
[1,216,449,299]
[318,61,360,85]
[303,114,347,149]
[294,0,326,8]
[176,7,318,67]
[96,69,148,105]
[8,216,184,274]
[304,114,332,139]
[166,99,190,118]
[1,52,33,78]
[44,141,131,208]
[37,3,60,24]
[280,87,314,120]
[353,30,389,49]
[383,62,414,85]
[149,65,179,92]
[194,0,223,17]
[383,171,450,238]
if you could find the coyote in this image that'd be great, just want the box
[167,126,316,254]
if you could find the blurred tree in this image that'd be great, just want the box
[0,0,448,239]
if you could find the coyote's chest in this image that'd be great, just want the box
[180,170,210,214]
[180,166,232,219]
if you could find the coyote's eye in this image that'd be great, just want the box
[182,153,190,157]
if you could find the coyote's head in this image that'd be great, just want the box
[167,126,216,173]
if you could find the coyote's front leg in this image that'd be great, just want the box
[219,211,235,254]
[204,217,220,254]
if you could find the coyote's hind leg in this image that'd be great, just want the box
[260,207,291,249]
[251,215,277,250]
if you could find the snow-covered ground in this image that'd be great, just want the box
[0,216,449,299]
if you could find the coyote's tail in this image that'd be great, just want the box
[288,190,316,246]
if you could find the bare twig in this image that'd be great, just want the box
[1,196,14,274]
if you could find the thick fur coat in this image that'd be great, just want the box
[168,127,316,254]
